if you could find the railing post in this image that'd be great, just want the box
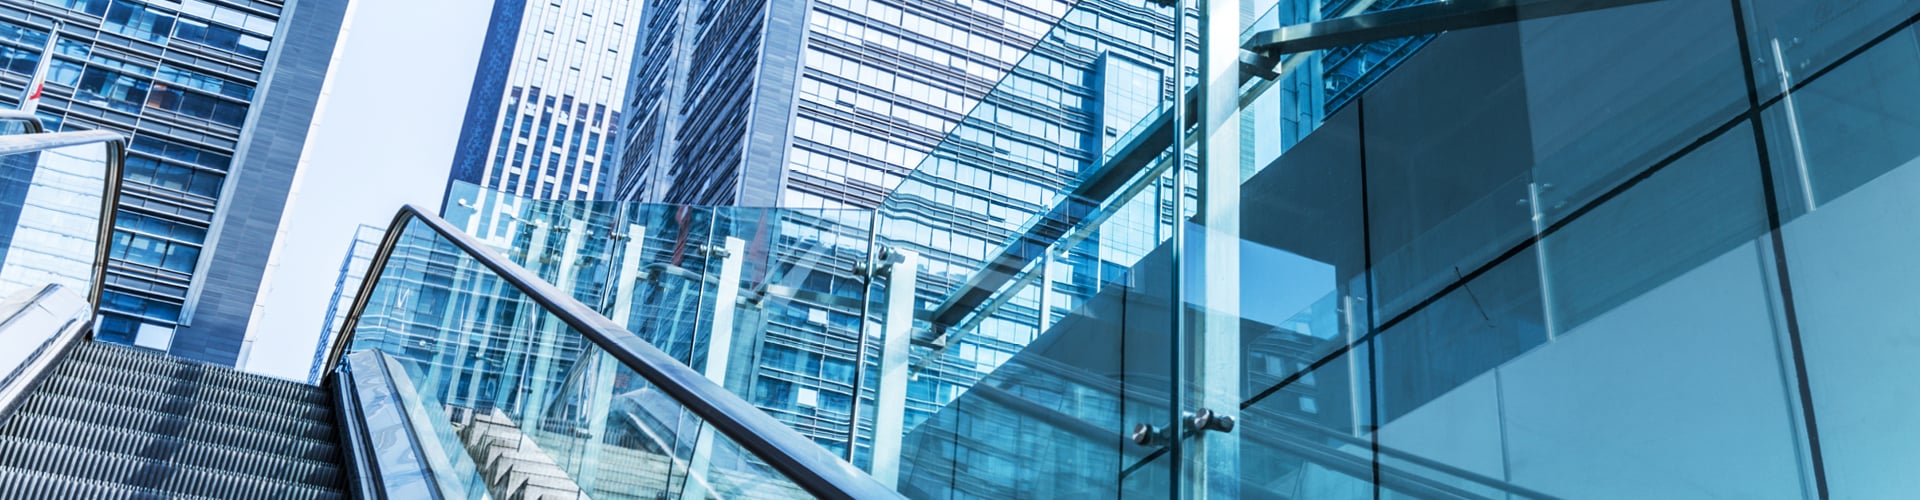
[869,248,918,488]
[689,236,747,495]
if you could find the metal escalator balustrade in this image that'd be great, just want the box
[322,204,900,499]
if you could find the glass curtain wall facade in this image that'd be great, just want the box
[613,0,1071,208]
[443,0,640,242]
[890,0,1920,498]
[0,0,346,365]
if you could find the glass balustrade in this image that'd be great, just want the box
[0,131,120,303]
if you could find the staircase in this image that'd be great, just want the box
[0,342,347,499]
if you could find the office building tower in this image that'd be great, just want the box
[442,0,640,241]
[306,222,380,384]
[614,0,1073,208]
[0,0,348,365]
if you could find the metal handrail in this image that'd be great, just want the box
[0,110,46,134]
[320,205,900,499]
[0,130,127,310]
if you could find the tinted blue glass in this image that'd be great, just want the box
[1361,23,1537,322]
[1764,24,1920,497]
[75,68,148,113]
[103,1,173,43]
[1742,0,1916,92]
[1238,343,1373,499]
[37,0,110,16]
[170,16,269,59]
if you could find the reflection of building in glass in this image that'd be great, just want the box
[351,195,610,414]
[442,0,642,239]
[0,0,350,366]
[0,144,111,298]
[308,223,383,384]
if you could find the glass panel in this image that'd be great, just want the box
[348,217,821,498]
[1361,0,1748,322]
[864,0,1188,492]
[1239,342,1374,499]
[1764,22,1920,497]
[1373,126,1813,497]
[0,140,111,299]
[1742,0,1916,93]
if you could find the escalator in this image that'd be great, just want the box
[0,341,345,499]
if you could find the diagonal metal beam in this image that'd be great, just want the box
[1244,0,1662,57]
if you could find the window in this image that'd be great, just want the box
[130,135,231,171]
[104,1,175,43]
[157,64,254,100]
[110,230,201,273]
[74,66,150,113]
[99,291,181,322]
[115,211,208,244]
[123,155,225,198]
[145,82,250,127]
[172,16,269,59]
[36,0,110,16]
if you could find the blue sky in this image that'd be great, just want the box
[241,0,494,381]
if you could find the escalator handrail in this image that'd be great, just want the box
[0,129,126,311]
[320,204,900,500]
[0,110,46,134]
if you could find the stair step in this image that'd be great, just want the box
[21,388,335,440]
[10,394,337,450]
[0,464,220,500]
[35,374,334,425]
[0,416,343,487]
[3,411,341,462]
[63,344,329,404]
[48,363,332,420]
[0,437,344,499]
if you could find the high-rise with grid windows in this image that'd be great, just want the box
[0,0,348,366]
[441,0,641,243]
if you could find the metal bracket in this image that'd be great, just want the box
[1189,408,1235,434]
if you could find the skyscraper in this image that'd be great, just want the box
[0,0,349,366]
[442,0,640,241]
[306,222,380,384]
[614,0,1074,209]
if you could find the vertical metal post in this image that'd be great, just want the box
[496,218,550,413]
[609,224,649,331]
[582,223,646,493]
[522,217,584,428]
[703,236,748,386]
[689,236,746,493]
[1191,0,1245,493]
[846,214,883,462]
[1038,252,1055,334]
[1529,181,1559,341]
[870,249,918,488]
[1166,0,1191,495]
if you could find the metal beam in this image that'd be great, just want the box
[1243,0,1661,57]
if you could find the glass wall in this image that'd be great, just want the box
[0,138,115,300]
[882,0,1920,497]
